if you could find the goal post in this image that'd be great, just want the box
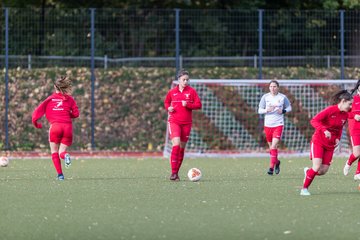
[163,79,356,158]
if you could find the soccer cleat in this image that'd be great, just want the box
[343,163,351,176]
[64,153,71,168]
[275,160,281,175]
[170,173,180,181]
[267,168,274,175]
[303,167,309,183]
[354,174,360,180]
[57,173,64,181]
[300,188,311,196]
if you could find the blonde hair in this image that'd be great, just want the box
[54,76,72,95]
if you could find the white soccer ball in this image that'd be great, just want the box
[187,168,202,182]
[0,156,9,167]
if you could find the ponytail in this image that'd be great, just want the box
[331,89,352,105]
[351,79,360,95]
[54,76,72,95]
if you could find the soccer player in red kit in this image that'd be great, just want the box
[32,76,79,180]
[164,69,202,181]
[344,80,360,180]
[301,90,353,196]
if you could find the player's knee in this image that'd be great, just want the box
[311,164,321,172]
[172,138,181,146]
[354,151,360,158]
[270,143,279,149]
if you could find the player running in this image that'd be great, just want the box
[164,69,202,181]
[258,80,292,175]
[32,76,79,180]
[344,80,360,180]
[301,90,353,196]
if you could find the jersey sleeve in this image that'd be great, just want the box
[185,89,202,110]
[164,91,172,110]
[258,95,267,114]
[310,107,329,132]
[32,97,51,128]
[283,96,292,113]
[70,97,80,119]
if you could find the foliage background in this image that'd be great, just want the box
[2,67,360,151]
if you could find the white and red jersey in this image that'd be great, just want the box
[311,105,348,149]
[348,94,360,136]
[164,85,202,124]
[32,92,79,126]
[258,92,292,127]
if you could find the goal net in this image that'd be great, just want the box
[163,79,356,158]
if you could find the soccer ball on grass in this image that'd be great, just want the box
[0,156,9,167]
[187,168,202,182]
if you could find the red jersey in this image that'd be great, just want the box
[348,94,360,135]
[310,105,348,149]
[164,85,202,124]
[32,92,79,127]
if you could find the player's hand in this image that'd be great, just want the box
[324,130,331,139]
[182,101,187,107]
[168,106,175,112]
[34,122,42,129]
[355,114,360,121]
[266,106,275,112]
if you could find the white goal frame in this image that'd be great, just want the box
[163,79,356,158]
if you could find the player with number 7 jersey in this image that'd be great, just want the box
[32,76,79,181]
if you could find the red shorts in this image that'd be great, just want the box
[168,122,192,142]
[264,126,283,143]
[351,135,360,146]
[310,141,334,165]
[49,123,73,146]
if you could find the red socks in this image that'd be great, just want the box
[170,147,185,174]
[170,146,180,174]
[51,153,62,174]
[59,151,67,160]
[176,148,185,173]
[347,153,358,166]
[269,149,278,168]
[356,161,360,175]
[303,168,318,189]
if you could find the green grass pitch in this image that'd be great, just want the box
[1,156,360,240]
